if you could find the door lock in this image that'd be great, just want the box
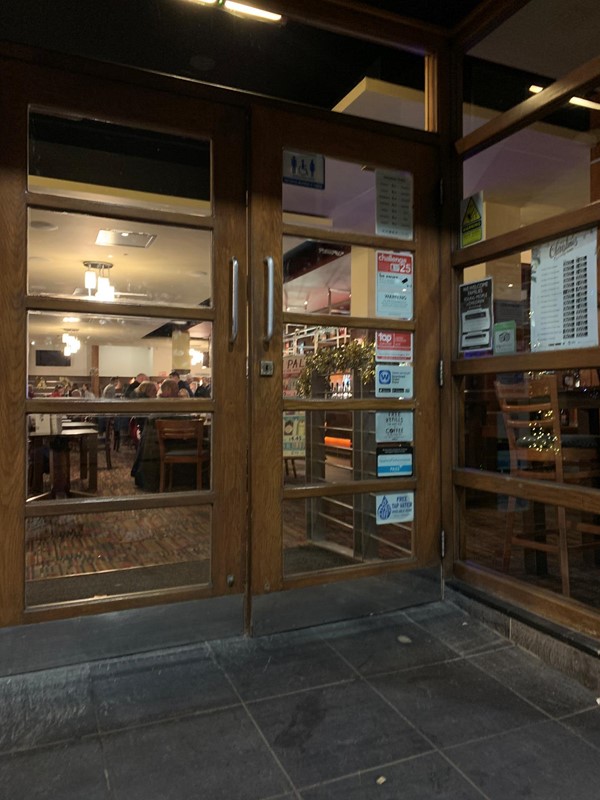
[260,360,274,377]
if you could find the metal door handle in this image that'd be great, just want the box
[230,257,239,344]
[264,256,274,344]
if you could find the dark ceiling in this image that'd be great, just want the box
[0,0,587,129]
[345,0,483,29]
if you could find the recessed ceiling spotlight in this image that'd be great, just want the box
[95,229,156,248]
[223,1,282,21]
[30,220,58,231]
[529,84,600,111]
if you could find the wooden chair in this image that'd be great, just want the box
[155,418,206,492]
[495,374,600,595]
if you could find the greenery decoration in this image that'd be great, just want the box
[296,339,376,397]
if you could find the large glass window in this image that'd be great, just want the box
[462,107,594,241]
[457,228,599,359]
[29,112,212,215]
[28,209,212,308]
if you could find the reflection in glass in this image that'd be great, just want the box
[283,493,414,576]
[283,325,413,400]
[283,410,414,488]
[283,237,414,319]
[26,505,211,606]
[462,103,593,240]
[28,112,211,215]
[28,311,213,400]
[283,161,414,238]
[462,487,600,609]
[28,209,213,308]
[463,370,600,475]
[27,413,212,500]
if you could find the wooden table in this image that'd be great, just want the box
[28,427,98,501]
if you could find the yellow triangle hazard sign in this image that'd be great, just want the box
[461,196,483,246]
[463,197,481,226]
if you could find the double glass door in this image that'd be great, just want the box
[3,55,441,628]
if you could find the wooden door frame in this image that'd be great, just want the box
[247,103,443,613]
[0,53,249,625]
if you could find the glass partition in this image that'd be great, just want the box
[283,158,414,239]
[28,209,212,308]
[29,111,212,215]
[28,311,213,400]
[461,486,600,609]
[462,369,600,475]
[283,409,414,488]
[458,228,599,358]
[462,107,594,240]
[26,504,211,605]
[27,412,212,501]
[283,490,415,577]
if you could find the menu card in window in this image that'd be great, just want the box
[530,228,598,351]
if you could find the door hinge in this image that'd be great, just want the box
[440,529,446,559]
[438,359,444,387]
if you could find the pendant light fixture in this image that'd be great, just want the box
[83,261,115,302]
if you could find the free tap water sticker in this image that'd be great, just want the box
[376,492,414,524]
[375,364,413,398]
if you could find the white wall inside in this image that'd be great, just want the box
[98,345,153,379]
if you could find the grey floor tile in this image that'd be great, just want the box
[447,719,600,799]
[405,601,510,656]
[91,644,238,730]
[210,629,354,701]
[102,704,291,800]
[371,658,545,748]
[471,645,599,717]
[318,613,457,676]
[299,752,485,799]
[248,679,431,787]
[561,707,600,749]
[0,737,109,800]
[0,665,96,752]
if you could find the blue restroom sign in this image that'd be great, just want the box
[283,150,325,190]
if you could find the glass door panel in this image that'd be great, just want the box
[21,85,247,609]
[249,106,442,625]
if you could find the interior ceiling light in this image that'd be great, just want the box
[83,261,115,302]
[95,229,156,248]
[62,331,81,357]
[529,84,600,112]
[223,1,281,21]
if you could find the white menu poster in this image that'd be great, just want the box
[530,228,598,351]
[375,170,413,239]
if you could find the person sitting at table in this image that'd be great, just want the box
[102,377,122,399]
[51,383,66,397]
[169,371,192,397]
[124,372,150,398]
[131,379,184,490]
[158,378,181,398]
[130,380,158,443]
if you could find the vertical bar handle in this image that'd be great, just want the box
[264,256,274,344]
[230,257,239,344]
